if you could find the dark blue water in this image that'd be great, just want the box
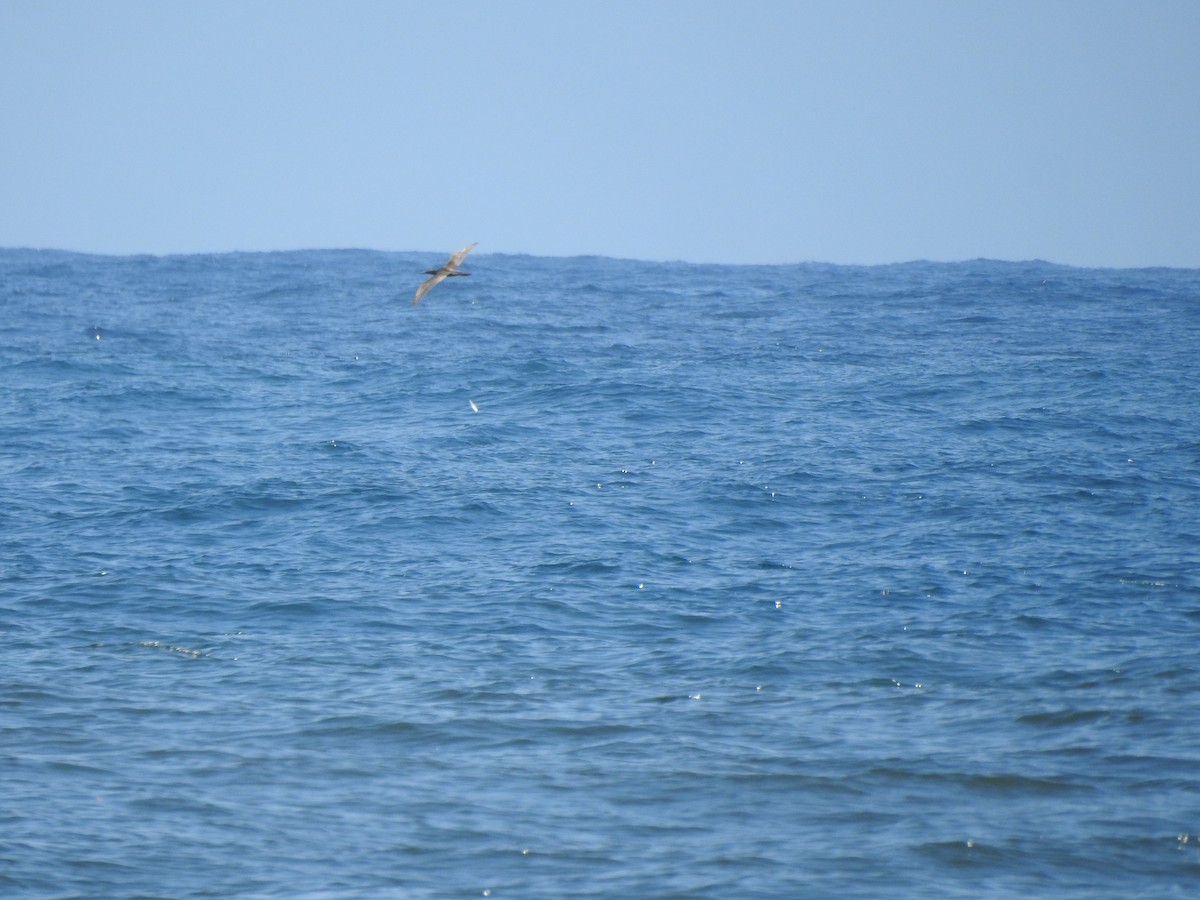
[3,248,1199,897]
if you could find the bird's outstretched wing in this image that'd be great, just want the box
[447,242,477,269]
[414,271,448,304]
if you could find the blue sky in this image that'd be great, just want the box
[2,0,1197,267]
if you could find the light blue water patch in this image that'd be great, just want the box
[2,248,1200,898]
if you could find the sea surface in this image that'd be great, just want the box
[2,247,1199,898]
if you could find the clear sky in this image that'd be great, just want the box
[2,0,1197,267]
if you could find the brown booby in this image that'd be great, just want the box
[414,242,477,304]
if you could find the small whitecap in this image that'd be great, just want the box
[469,399,479,413]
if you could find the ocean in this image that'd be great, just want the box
[2,247,1198,898]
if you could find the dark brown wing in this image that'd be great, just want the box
[414,271,449,304]
[445,241,477,271]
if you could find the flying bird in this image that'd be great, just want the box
[414,242,477,304]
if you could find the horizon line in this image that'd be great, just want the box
[1,244,1196,273]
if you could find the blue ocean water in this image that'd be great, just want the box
[2,247,1199,898]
